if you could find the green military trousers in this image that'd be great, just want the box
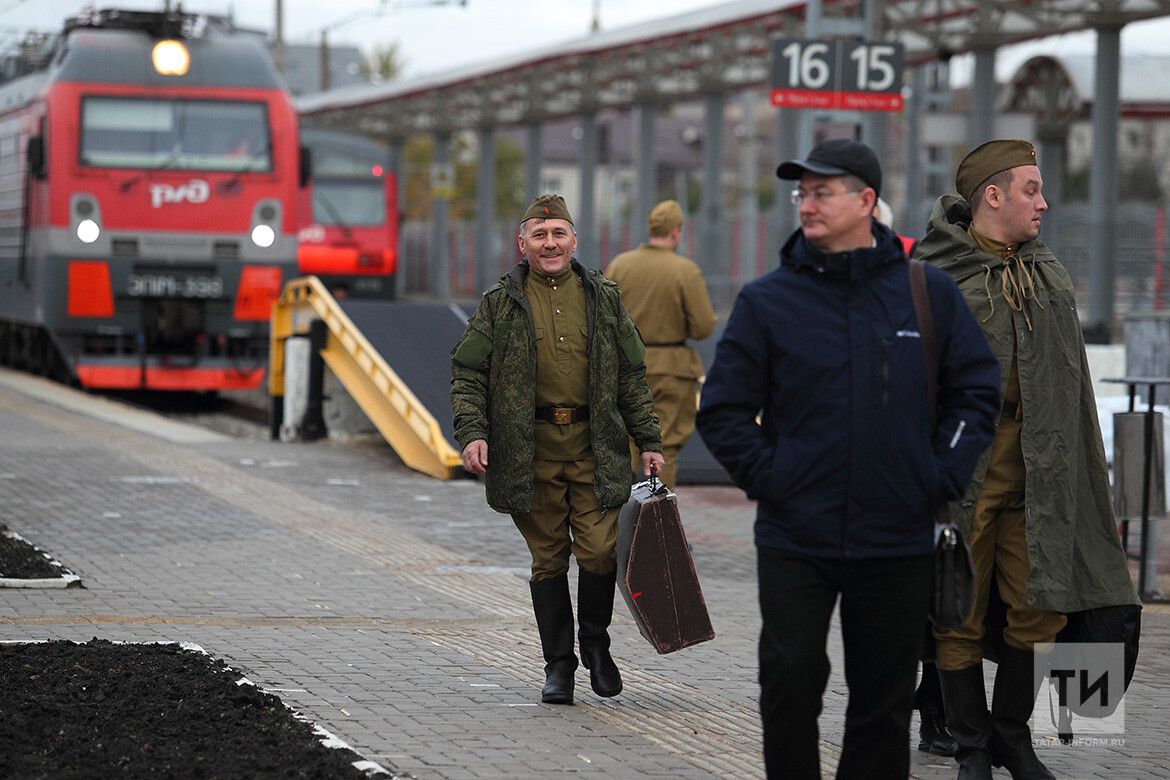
[511,457,618,581]
[935,416,1067,670]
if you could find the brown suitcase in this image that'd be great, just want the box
[615,479,715,654]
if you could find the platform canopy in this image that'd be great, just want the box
[295,0,1170,137]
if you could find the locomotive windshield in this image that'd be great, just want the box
[80,97,272,172]
[312,180,385,228]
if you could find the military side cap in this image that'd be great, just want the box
[521,194,573,225]
[647,200,683,236]
[956,139,1038,202]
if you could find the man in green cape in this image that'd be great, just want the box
[915,139,1138,780]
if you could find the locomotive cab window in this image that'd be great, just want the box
[79,97,272,172]
[310,145,388,227]
[312,179,386,227]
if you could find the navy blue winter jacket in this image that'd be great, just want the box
[696,221,1000,559]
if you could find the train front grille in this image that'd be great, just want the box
[142,299,204,356]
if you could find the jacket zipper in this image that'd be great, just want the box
[880,337,891,406]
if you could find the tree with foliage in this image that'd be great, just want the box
[362,42,406,83]
[402,133,527,221]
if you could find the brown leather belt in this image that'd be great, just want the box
[1001,399,1021,419]
[536,405,590,424]
[645,341,686,348]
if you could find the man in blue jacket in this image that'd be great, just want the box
[696,138,1000,779]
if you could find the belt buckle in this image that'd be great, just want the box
[552,407,572,425]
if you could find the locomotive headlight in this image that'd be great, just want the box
[77,219,101,244]
[250,199,280,249]
[152,40,190,76]
[251,224,275,248]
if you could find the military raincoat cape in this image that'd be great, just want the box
[451,259,662,515]
[914,195,1138,613]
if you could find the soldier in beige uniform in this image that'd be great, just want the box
[604,200,716,488]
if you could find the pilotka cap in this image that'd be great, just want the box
[776,138,882,196]
[956,139,1038,203]
[521,194,573,225]
[647,200,683,237]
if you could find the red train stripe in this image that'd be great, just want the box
[76,365,265,391]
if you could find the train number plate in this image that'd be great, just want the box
[126,273,224,298]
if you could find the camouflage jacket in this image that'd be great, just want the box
[451,259,662,515]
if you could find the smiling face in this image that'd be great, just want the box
[795,173,876,253]
[518,218,576,276]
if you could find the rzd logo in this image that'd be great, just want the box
[149,179,210,208]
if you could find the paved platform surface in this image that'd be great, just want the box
[1,367,1168,779]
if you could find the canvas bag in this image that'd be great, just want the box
[909,259,976,632]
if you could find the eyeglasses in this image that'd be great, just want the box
[790,188,863,206]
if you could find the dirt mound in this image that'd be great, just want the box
[0,524,62,579]
[0,639,388,779]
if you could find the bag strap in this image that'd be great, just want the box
[909,259,951,524]
[908,259,938,430]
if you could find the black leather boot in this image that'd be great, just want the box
[938,664,993,780]
[530,575,577,705]
[990,646,1055,780]
[577,568,622,697]
[917,661,958,756]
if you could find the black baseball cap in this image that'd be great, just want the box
[776,138,882,196]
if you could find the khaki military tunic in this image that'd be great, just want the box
[605,244,716,486]
[516,268,616,579]
[526,268,589,460]
[934,228,1067,670]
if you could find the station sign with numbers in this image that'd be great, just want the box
[770,38,905,113]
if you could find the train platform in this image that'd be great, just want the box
[1,367,1167,779]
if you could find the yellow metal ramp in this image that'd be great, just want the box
[269,276,463,480]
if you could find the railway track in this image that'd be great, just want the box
[99,387,272,440]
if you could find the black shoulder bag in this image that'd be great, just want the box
[909,260,976,632]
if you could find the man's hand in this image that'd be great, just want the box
[462,439,489,475]
[640,450,665,478]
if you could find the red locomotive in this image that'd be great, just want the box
[0,8,305,391]
[297,127,398,300]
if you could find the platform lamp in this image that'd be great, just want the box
[317,0,468,92]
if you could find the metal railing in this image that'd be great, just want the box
[398,202,1170,321]
[269,275,462,480]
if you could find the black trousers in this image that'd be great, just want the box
[758,547,932,779]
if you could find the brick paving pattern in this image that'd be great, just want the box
[1,368,1167,778]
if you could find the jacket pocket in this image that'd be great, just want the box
[453,326,492,369]
[755,437,794,506]
[875,327,926,410]
[617,317,645,366]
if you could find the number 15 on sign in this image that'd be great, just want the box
[771,38,905,113]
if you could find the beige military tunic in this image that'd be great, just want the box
[515,268,616,579]
[526,268,589,460]
[605,244,716,487]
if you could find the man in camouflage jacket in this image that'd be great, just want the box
[451,194,663,706]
